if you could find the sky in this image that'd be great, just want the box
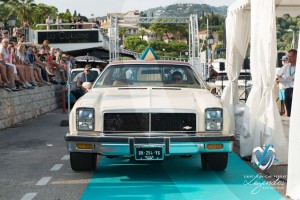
[34,0,236,17]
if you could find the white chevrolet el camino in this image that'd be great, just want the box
[65,60,234,171]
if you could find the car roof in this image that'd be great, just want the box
[108,60,191,66]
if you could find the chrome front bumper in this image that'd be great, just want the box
[65,133,235,156]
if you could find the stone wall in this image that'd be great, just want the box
[0,85,63,129]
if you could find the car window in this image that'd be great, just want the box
[94,64,206,89]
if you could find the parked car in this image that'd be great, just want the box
[65,60,234,171]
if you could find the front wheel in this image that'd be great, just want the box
[201,153,228,171]
[70,152,97,171]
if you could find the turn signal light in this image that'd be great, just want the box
[206,144,223,150]
[76,143,93,150]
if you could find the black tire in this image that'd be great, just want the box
[70,152,97,171]
[201,152,228,171]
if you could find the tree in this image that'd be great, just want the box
[136,44,148,53]
[5,0,37,22]
[118,26,127,46]
[149,23,189,42]
[60,9,72,23]
[216,30,224,42]
[167,41,188,54]
[124,36,148,52]
[0,4,13,28]
[137,28,147,39]
[148,40,167,52]
[169,24,189,42]
[32,4,58,28]
[149,24,171,41]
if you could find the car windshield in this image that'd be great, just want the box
[93,64,206,89]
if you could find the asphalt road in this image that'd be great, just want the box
[0,110,93,200]
[0,109,288,200]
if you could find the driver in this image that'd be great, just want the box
[70,65,95,100]
[172,71,183,83]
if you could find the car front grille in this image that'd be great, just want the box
[104,113,196,133]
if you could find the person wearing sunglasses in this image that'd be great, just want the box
[70,65,94,100]
[1,30,9,42]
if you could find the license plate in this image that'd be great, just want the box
[135,146,164,160]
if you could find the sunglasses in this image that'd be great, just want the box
[3,33,8,34]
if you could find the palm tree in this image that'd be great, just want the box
[137,28,147,39]
[118,26,127,46]
[5,0,37,22]
[0,3,14,28]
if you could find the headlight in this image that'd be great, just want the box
[205,108,223,131]
[76,108,95,131]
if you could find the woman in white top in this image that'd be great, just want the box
[56,16,62,29]
[17,45,43,86]
[9,43,33,88]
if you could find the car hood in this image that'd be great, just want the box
[74,87,222,112]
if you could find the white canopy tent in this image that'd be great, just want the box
[223,0,300,199]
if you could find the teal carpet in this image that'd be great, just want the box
[81,153,284,200]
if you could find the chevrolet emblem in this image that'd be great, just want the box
[183,126,192,130]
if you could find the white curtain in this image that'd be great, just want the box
[241,0,288,163]
[240,0,263,157]
[221,9,251,135]
[286,31,300,199]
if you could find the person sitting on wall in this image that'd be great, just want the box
[18,34,26,44]
[0,62,15,92]
[1,30,9,42]
[9,29,19,44]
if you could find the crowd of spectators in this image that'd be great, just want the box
[0,28,73,92]
[1,15,102,92]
